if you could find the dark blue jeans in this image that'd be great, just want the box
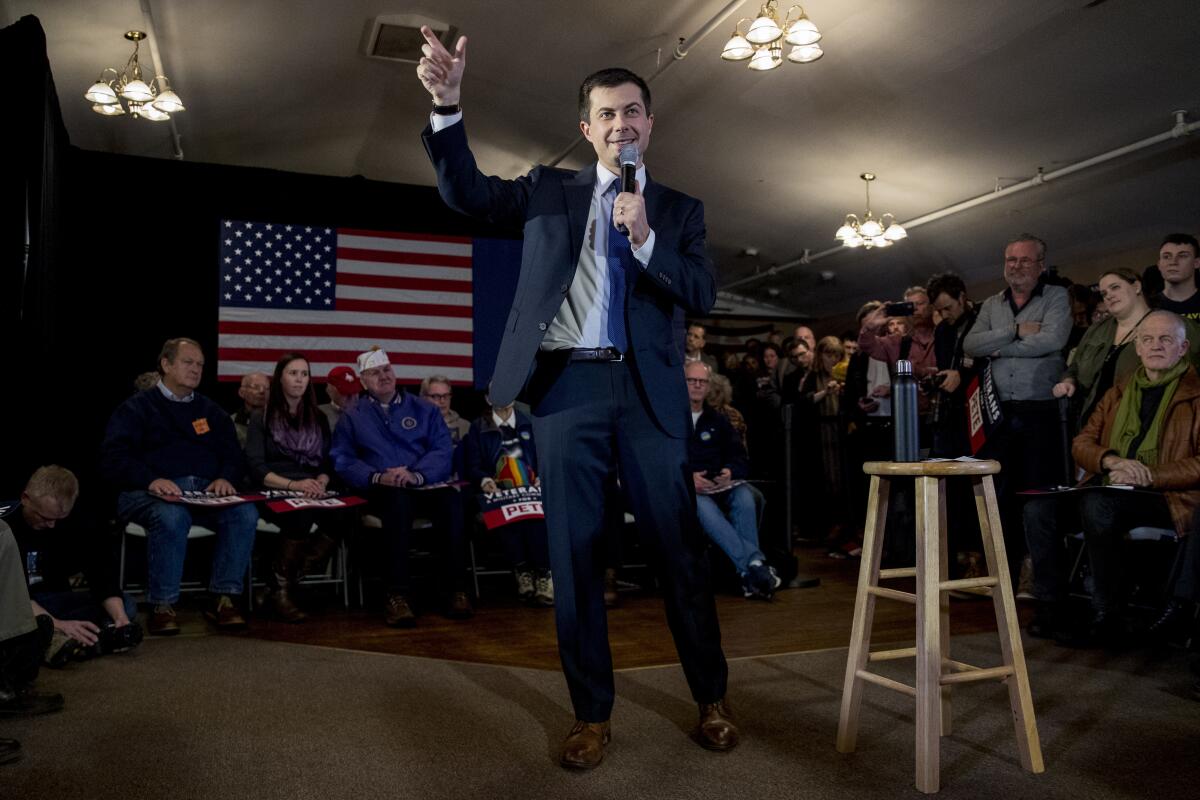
[32,590,138,626]
[117,476,258,604]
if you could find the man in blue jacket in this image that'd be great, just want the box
[417,28,733,769]
[100,338,257,636]
[331,348,470,626]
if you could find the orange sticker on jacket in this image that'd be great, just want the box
[192,418,210,434]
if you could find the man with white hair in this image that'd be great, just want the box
[232,372,269,447]
[1025,310,1200,646]
[331,348,471,626]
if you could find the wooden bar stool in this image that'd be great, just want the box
[835,460,1043,793]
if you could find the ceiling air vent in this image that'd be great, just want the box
[363,14,457,64]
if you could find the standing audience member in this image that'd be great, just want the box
[685,323,719,372]
[793,325,816,353]
[331,348,471,626]
[7,466,140,665]
[233,372,270,447]
[245,353,340,623]
[1153,234,1200,322]
[857,287,939,414]
[462,396,553,606]
[706,373,748,449]
[927,273,978,457]
[748,343,784,481]
[101,337,257,636]
[801,337,850,552]
[964,234,1072,583]
[1053,269,1155,429]
[319,365,361,431]
[685,362,780,599]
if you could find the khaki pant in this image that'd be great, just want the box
[0,521,36,642]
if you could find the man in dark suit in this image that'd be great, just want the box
[417,27,734,769]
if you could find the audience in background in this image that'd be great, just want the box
[793,325,816,353]
[1153,233,1200,322]
[706,373,748,449]
[245,353,341,623]
[101,337,257,636]
[685,322,719,372]
[7,466,139,666]
[420,374,470,446]
[319,365,361,431]
[132,371,159,393]
[928,273,978,457]
[857,286,939,414]
[233,372,270,447]
[331,348,471,627]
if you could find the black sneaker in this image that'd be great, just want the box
[96,622,144,655]
[45,630,82,668]
[744,561,781,600]
[0,688,64,717]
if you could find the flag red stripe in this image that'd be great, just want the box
[336,272,473,293]
[337,247,471,268]
[336,298,473,318]
[219,348,473,367]
[218,320,473,343]
[218,375,474,387]
[338,229,471,244]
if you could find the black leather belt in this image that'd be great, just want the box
[568,347,625,362]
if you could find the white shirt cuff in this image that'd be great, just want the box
[630,229,655,269]
[430,111,463,132]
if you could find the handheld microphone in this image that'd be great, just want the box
[616,143,639,236]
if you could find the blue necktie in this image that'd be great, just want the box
[603,181,631,353]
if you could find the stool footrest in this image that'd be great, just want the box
[940,576,998,592]
[868,647,917,662]
[879,567,916,579]
[856,669,917,697]
[866,585,916,604]
[939,665,1014,685]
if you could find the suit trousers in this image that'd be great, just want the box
[530,356,728,721]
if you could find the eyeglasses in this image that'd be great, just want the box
[685,378,710,386]
[1004,257,1043,268]
[424,392,451,401]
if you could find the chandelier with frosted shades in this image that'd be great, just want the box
[835,174,908,249]
[84,31,185,121]
[720,2,823,70]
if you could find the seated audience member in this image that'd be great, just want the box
[706,373,747,449]
[319,365,361,431]
[1024,310,1200,646]
[232,372,270,447]
[101,337,257,636]
[1054,269,1155,429]
[1,517,64,725]
[685,362,780,599]
[421,375,470,446]
[462,396,552,606]
[6,466,140,665]
[1152,233,1200,322]
[331,348,471,626]
[685,322,719,372]
[246,353,343,623]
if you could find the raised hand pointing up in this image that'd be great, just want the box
[416,25,467,106]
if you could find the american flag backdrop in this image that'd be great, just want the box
[217,220,474,384]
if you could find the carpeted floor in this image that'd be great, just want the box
[2,632,1196,799]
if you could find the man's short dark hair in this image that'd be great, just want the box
[1161,233,1199,256]
[927,272,967,302]
[578,68,651,122]
[157,337,202,374]
[687,321,705,333]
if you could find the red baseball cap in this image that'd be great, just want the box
[326,366,362,396]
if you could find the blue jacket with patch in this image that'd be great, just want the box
[687,405,749,479]
[330,391,452,489]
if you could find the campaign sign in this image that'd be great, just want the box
[265,495,367,513]
[965,362,1004,456]
[479,486,544,530]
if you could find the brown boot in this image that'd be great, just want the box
[303,532,339,575]
[559,720,611,769]
[269,539,307,623]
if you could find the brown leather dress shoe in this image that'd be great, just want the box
[205,595,248,631]
[560,720,611,769]
[696,698,739,751]
[148,604,180,636]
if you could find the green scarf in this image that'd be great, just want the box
[1108,360,1190,467]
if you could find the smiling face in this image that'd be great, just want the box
[1003,240,1045,293]
[580,82,653,174]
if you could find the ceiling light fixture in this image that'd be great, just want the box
[721,2,823,71]
[835,174,908,249]
[84,30,185,121]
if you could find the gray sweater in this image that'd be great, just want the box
[962,283,1071,402]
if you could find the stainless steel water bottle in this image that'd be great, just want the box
[893,359,919,461]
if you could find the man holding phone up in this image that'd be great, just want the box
[856,286,939,416]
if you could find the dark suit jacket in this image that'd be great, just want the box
[422,120,716,438]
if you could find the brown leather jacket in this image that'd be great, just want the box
[1072,365,1200,538]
